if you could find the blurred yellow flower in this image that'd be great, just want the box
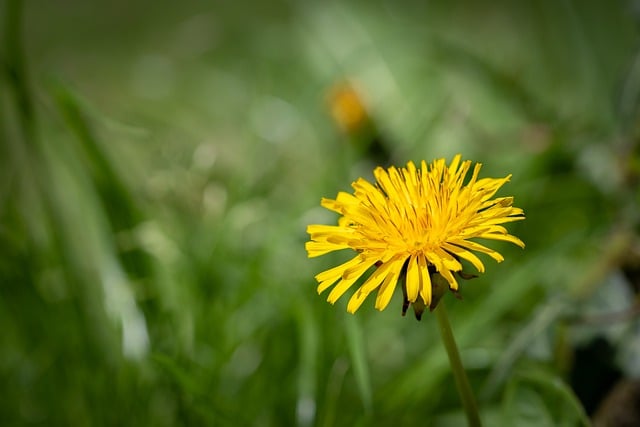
[327,82,370,134]
[306,155,525,316]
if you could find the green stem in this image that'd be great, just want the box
[435,301,482,427]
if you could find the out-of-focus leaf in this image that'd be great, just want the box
[502,367,591,427]
[345,313,373,415]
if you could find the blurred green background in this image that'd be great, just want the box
[2,0,640,425]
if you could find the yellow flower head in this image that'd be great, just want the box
[305,155,525,317]
[327,82,370,134]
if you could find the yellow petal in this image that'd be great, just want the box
[347,254,404,313]
[474,216,525,226]
[305,241,350,258]
[326,257,378,304]
[315,256,362,293]
[306,224,355,240]
[405,254,420,302]
[374,258,406,310]
[438,265,459,291]
[417,254,432,306]
[442,242,486,273]
[477,233,525,248]
[448,154,462,178]
[433,248,462,271]
[449,239,505,263]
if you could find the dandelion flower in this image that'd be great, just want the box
[305,155,524,317]
[327,82,370,134]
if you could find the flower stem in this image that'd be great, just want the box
[434,301,482,427]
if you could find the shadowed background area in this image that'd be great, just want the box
[2,0,640,425]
